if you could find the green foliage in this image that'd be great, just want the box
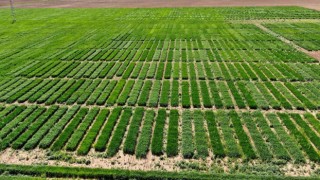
[229,111,256,159]
[167,110,179,157]
[123,108,144,155]
[95,108,122,152]
[51,108,88,151]
[151,109,166,155]
[136,110,155,158]
[181,110,194,158]
[106,108,132,157]
[77,109,110,155]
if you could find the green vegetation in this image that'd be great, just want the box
[0,6,319,179]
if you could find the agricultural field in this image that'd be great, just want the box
[0,6,320,179]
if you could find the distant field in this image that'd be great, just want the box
[0,6,320,179]
[1,0,320,10]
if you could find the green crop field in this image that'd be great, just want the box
[0,6,320,179]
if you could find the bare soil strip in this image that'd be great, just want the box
[0,0,320,10]
[0,145,318,176]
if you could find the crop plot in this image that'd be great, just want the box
[264,22,320,51]
[0,6,319,178]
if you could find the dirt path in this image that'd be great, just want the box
[0,0,320,10]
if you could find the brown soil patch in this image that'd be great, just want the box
[0,0,320,10]
[1,148,320,176]
[308,51,320,61]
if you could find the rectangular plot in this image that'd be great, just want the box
[106,108,132,157]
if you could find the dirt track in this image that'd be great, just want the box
[0,0,320,10]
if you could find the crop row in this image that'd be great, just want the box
[51,47,315,63]
[1,78,318,110]
[15,61,320,81]
[1,105,320,161]
[56,39,301,60]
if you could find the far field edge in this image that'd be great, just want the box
[0,163,317,179]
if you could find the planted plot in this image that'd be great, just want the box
[1,7,320,178]
[106,108,132,157]
[181,110,194,158]
[136,110,155,158]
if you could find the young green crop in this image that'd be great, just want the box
[77,109,110,155]
[181,110,194,158]
[123,108,144,155]
[95,108,122,152]
[66,108,99,151]
[136,110,155,158]
[51,108,88,151]
[106,108,132,157]
[167,110,179,157]
[39,106,80,149]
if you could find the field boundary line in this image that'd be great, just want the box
[0,102,320,114]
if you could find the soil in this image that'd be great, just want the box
[0,0,320,10]
[308,51,320,61]
[1,148,319,176]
